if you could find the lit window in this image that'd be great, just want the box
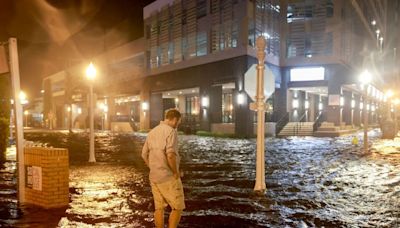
[196,31,208,57]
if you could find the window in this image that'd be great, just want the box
[248,19,255,47]
[145,25,151,39]
[197,0,207,18]
[232,22,238,48]
[196,31,208,56]
[186,96,200,115]
[326,0,333,17]
[222,92,234,123]
[325,32,333,55]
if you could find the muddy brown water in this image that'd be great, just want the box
[0,130,399,227]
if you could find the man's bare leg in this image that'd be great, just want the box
[154,209,164,228]
[168,209,182,228]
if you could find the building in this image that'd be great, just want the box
[41,0,391,137]
[140,0,389,137]
[42,38,146,131]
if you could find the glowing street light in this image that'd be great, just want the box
[86,62,96,163]
[86,62,96,80]
[386,90,394,99]
[19,91,28,105]
[375,29,380,44]
[359,70,372,84]
[19,91,26,101]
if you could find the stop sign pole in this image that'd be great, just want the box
[8,38,25,203]
[254,36,267,192]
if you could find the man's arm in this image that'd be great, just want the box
[166,130,179,179]
[167,152,179,179]
[141,139,150,167]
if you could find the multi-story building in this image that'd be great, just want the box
[41,0,392,137]
[140,0,389,137]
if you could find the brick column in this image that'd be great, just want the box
[24,148,69,209]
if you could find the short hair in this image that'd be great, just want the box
[165,108,181,120]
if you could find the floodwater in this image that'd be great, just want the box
[1,130,399,227]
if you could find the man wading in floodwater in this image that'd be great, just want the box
[142,109,185,228]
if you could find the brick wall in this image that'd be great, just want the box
[24,147,69,209]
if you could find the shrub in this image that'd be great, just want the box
[195,130,237,138]
[137,129,150,133]
[0,117,9,153]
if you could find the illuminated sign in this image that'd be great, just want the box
[290,67,325,82]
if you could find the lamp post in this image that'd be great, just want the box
[359,70,372,154]
[394,98,399,136]
[24,110,28,127]
[86,63,96,163]
[19,91,28,128]
[254,36,267,192]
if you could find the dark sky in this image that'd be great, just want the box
[0,0,155,99]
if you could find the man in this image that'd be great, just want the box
[142,109,185,228]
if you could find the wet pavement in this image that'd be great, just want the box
[0,130,399,227]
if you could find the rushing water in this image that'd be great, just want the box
[0,130,399,227]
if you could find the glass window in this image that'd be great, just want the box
[248,19,255,47]
[196,31,208,56]
[232,22,238,48]
[145,25,151,39]
[197,0,207,18]
[222,92,234,123]
[186,96,200,115]
[326,0,334,17]
[325,32,333,55]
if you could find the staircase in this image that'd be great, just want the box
[278,122,315,137]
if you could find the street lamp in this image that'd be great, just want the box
[19,91,28,105]
[386,90,394,120]
[86,62,96,163]
[394,98,399,136]
[24,110,28,127]
[359,70,372,154]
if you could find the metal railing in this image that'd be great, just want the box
[293,112,307,135]
[275,112,289,135]
[313,111,326,132]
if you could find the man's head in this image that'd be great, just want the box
[164,109,181,129]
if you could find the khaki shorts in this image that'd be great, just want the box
[150,177,185,210]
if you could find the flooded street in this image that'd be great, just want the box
[1,130,399,227]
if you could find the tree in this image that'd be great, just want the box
[0,73,11,157]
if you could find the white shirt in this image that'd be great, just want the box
[141,121,180,184]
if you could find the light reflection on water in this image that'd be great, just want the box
[0,130,399,227]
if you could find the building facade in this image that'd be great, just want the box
[140,0,389,136]
[41,0,392,137]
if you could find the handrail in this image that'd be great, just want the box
[298,111,307,123]
[313,111,325,132]
[275,112,289,135]
[292,111,307,136]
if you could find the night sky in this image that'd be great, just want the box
[0,0,155,99]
